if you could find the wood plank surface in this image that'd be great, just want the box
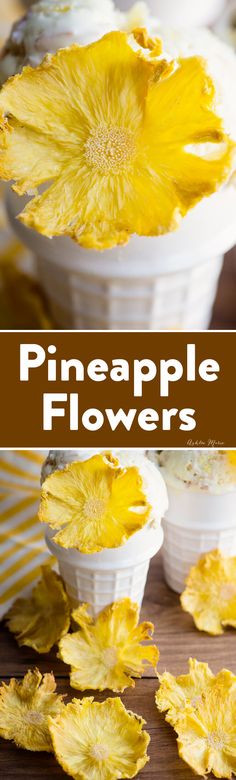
[0,551,235,779]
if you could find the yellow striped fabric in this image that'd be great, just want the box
[0,451,51,617]
[0,0,24,44]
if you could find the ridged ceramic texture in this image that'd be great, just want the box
[36,254,223,330]
[45,525,164,615]
[58,559,150,614]
[162,518,236,594]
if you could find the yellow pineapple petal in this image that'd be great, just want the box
[39,453,151,553]
[181,550,236,635]
[5,565,71,653]
[0,669,65,751]
[0,118,63,196]
[132,28,163,56]
[141,56,235,220]
[48,696,150,779]
[59,599,159,692]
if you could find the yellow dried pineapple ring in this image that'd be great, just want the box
[0,31,234,250]
[0,669,65,751]
[176,669,236,778]
[49,696,150,779]
[156,660,236,778]
[156,658,214,727]
[58,599,159,692]
[181,549,236,635]
[5,564,71,653]
[39,453,151,553]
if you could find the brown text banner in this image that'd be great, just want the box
[0,331,234,448]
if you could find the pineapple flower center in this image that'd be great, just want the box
[25,710,44,725]
[83,497,106,520]
[103,647,118,669]
[207,731,226,751]
[91,743,109,761]
[220,584,236,601]
[84,124,136,174]
[190,695,202,708]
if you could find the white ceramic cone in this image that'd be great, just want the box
[45,523,164,614]
[162,487,236,594]
[6,186,236,330]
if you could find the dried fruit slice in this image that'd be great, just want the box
[181,549,236,635]
[0,669,65,751]
[49,696,150,779]
[6,564,71,652]
[39,453,151,553]
[0,32,234,249]
[59,599,159,692]
[156,658,214,727]
[176,669,236,778]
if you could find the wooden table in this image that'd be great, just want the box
[0,552,235,780]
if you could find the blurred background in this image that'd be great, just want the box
[0,0,235,330]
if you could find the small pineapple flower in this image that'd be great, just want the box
[0,669,65,751]
[59,599,159,692]
[0,31,234,249]
[39,453,151,552]
[5,565,71,653]
[181,549,236,635]
[176,670,236,778]
[156,658,214,727]
[49,696,150,779]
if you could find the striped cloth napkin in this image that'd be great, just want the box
[0,451,52,618]
[0,0,23,40]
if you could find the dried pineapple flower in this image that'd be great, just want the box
[227,451,236,467]
[58,599,159,692]
[48,696,150,779]
[181,549,236,635]
[156,658,214,727]
[0,669,65,751]
[39,453,151,553]
[0,31,234,250]
[5,565,71,653]
[176,668,236,778]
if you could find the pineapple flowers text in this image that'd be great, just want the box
[19,343,220,433]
